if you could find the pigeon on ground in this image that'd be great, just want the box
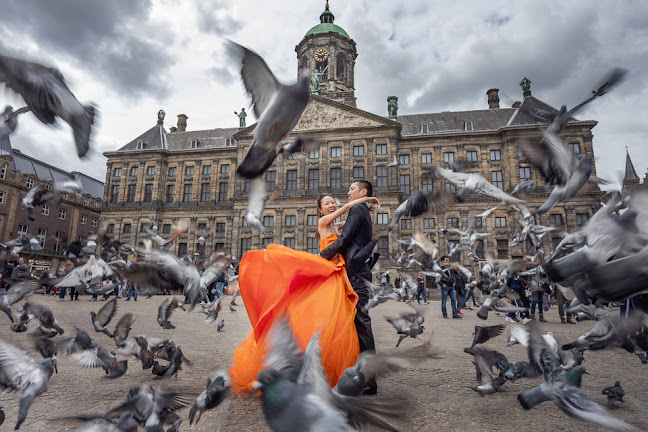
[60,413,137,432]
[227,40,311,179]
[471,324,506,348]
[468,351,508,395]
[157,298,184,330]
[90,297,118,338]
[503,361,538,381]
[602,381,625,407]
[517,323,634,430]
[388,189,455,231]
[22,302,65,335]
[217,319,225,332]
[0,338,55,429]
[229,304,237,312]
[59,329,127,378]
[0,54,97,158]
[0,280,37,322]
[189,370,230,425]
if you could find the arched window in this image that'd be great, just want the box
[0,163,6,180]
[336,53,346,80]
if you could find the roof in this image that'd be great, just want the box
[624,150,640,182]
[10,149,104,199]
[117,121,167,151]
[115,123,240,153]
[305,4,350,39]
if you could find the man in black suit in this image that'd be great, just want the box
[319,179,377,394]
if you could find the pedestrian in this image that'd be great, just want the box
[555,284,576,324]
[463,280,477,309]
[505,267,531,324]
[58,260,74,301]
[10,258,31,281]
[125,258,139,301]
[455,268,467,310]
[416,272,429,305]
[439,256,461,319]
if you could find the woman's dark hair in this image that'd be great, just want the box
[352,179,373,197]
[317,194,334,213]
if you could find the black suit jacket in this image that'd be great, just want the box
[320,203,374,277]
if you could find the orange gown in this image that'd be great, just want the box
[230,234,360,392]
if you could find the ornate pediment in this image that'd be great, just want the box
[293,98,385,132]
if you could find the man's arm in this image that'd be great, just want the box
[319,205,364,260]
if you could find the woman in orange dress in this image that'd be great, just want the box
[230,194,380,391]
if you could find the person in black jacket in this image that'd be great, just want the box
[320,179,377,395]
[439,256,461,319]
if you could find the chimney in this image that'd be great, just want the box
[177,114,188,132]
[486,88,500,109]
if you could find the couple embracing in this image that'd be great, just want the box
[230,180,380,395]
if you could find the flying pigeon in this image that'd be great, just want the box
[386,305,425,347]
[0,53,97,158]
[227,40,311,179]
[189,370,231,425]
[20,184,53,221]
[90,297,118,338]
[429,166,524,203]
[388,189,455,231]
[471,324,506,348]
[0,280,37,323]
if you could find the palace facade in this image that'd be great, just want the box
[101,4,604,269]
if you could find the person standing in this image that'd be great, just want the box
[125,258,139,301]
[416,272,429,305]
[440,256,461,319]
[505,268,531,324]
[555,284,576,324]
[58,260,74,301]
[10,258,30,281]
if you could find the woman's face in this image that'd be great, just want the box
[319,195,337,216]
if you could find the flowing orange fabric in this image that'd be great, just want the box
[230,236,360,392]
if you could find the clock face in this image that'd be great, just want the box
[314,48,328,62]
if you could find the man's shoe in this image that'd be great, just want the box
[452,314,462,319]
[539,316,547,323]
[522,318,532,325]
[457,311,464,316]
[443,314,449,319]
[125,298,130,301]
[505,316,516,323]
[231,301,238,306]
[561,318,566,324]
[566,319,576,324]
[424,302,430,305]
[89,298,97,302]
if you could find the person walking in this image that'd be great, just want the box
[58,260,74,301]
[505,268,531,324]
[440,256,461,319]
[125,258,139,301]
[416,272,429,305]
[463,280,478,309]
[555,284,576,324]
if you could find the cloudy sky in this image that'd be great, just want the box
[1,0,646,185]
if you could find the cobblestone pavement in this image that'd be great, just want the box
[0,294,647,431]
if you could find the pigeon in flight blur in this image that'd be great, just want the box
[429,166,524,203]
[90,297,118,338]
[53,177,83,202]
[0,105,30,141]
[0,280,37,323]
[388,189,455,231]
[0,54,97,158]
[536,157,599,214]
[189,370,231,425]
[20,184,53,221]
[226,40,311,179]
[386,305,425,347]
[602,382,625,407]
[471,324,506,348]
[387,154,400,168]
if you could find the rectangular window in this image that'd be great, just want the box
[37,228,47,246]
[473,217,483,228]
[130,166,138,177]
[110,185,119,203]
[162,224,171,234]
[244,179,250,193]
[495,216,507,228]
[114,167,122,177]
[26,178,34,188]
[122,223,132,233]
[376,166,387,187]
[490,150,501,161]
[183,184,192,202]
[166,184,175,203]
[127,184,136,202]
[200,183,210,201]
[475,239,485,258]
[220,164,229,174]
[185,166,194,176]
[286,170,297,191]
[106,224,114,234]
[576,213,589,226]
[420,124,429,134]
[466,151,478,161]
[285,215,296,227]
[263,215,274,227]
[422,178,433,192]
[569,143,581,154]
[81,215,87,225]
[178,243,188,256]
[377,213,388,225]
[307,215,318,226]
[330,146,341,158]
[307,237,319,254]
[376,144,387,155]
[308,169,319,190]
[284,238,295,249]
[378,237,389,258]
[491,171,503,190]
[214,242,225,251]
[202,165,211,176]
[353,146,364,157]
[18,224,28,236]
[214,222,224,233]
[91,218,98,227]
[83,197,89,206]
[447,217,459,228]
[399,154,410,165]
[421,153,432,164]
[266,171,276,192]
[424,218,435,229]
[144,184,153,202]
[218,182,228,201]
[519,167,531,183]
[309,149,319,159]
[353,166,364,179]
[41,204,50,216]
[400,174,411,195]
[549,214,564,226]
[168,167,176,177]
[330,168,342,189]
[518,147,524,157]
[146,166,155,176]
[497,239,508,259]
[445,181,456,193]
[443,152,454,163]
[401,219,412,230]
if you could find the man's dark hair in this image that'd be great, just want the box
[440,255,449,261]
[352,179,373,197]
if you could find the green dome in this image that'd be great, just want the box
[304,3,350,39]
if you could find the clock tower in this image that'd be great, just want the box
[296,2,357,107]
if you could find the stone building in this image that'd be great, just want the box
[101,3,603,268]
[0,147,104,264]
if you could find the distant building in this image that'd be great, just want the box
[101,3,603,269]
[0,146,104,259]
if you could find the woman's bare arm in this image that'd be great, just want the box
[318,197,380,229]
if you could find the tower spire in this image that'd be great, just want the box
[624,148,639,183]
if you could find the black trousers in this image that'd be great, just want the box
[349,273,376,354]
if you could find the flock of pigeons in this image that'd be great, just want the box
[0,38,645,431]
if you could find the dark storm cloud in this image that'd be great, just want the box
[195,1,243,35]
[1,0,174,99]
